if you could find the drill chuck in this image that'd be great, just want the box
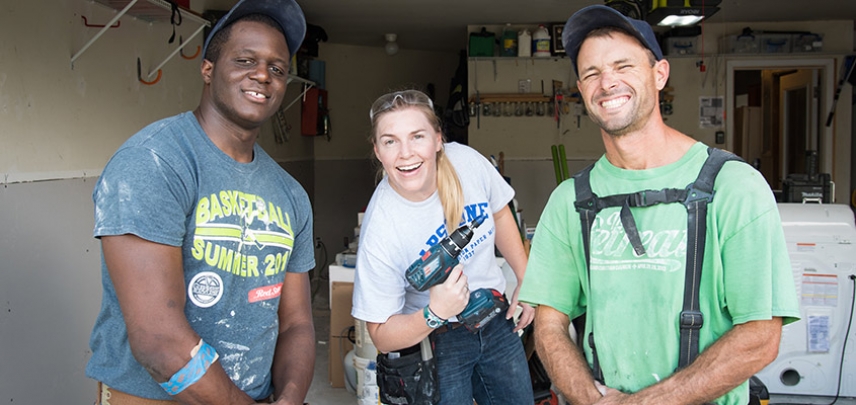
[405,215,486,291]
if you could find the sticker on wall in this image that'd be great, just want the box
[699,96,724,128]
[806,308,833,353]
[801,273,838,307]
[188,271,224,308]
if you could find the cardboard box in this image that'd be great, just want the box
[328,282,354,388]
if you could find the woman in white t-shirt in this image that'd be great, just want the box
[351,89,534,404]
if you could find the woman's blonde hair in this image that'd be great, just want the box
[368,89,464,229]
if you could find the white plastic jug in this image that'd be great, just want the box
[518,29,532,57]
[533,24,551,57]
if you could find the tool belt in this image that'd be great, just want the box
[96,382,177,405]
[96,382,280,404]
[376,337,440,405]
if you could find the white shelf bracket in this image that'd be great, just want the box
[282,77,316,112]
[71,0,140,67]
[144,23,207,79]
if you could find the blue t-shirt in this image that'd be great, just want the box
[86,111,314,400]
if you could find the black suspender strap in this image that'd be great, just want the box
[677,148,740,369]
[572,165,604,382]
[573,164,597,272]
[572,148,743,381]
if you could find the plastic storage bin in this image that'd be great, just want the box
[469,27,496,57]
[759,34,791,53]
[666,36,698,55]
[792,33,823,52]
[721,34,759,54]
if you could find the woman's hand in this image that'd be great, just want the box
[428,264,469,320]
[508,284,535,332]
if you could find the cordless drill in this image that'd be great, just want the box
[404,215,509,331]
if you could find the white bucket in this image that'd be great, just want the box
[354,319,378,359]
[354,355,379,404]
[343,349,357,394]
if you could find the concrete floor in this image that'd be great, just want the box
[304,277,360,405]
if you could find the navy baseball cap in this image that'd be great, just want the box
[202,0,306,61]
[562,5,663,77]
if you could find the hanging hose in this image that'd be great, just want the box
[823,274,855,405]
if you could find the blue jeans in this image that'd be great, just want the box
[432,316,533,405]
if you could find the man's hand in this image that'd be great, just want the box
[593,381,630,405]
[591,318,784,405]
[534,305,602,405]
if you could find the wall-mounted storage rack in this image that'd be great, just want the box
[284,74,315,111]
[73,0,316,101]
[72,0,211,81]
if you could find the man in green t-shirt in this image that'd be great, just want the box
[518,5,800,405]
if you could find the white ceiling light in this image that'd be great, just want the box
[384,33,399,56]
[656,14,705,26]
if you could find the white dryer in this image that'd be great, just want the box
[754,203,856,399]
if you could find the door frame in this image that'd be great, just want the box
[780,69,819,182]
[726,58,835,177]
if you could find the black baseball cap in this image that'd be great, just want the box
[202,0,306,61]
[562,5,663,77]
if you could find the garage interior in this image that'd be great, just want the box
[1,0,855,403]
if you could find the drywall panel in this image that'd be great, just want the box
[313,43,460,161]
[0,177,102,403]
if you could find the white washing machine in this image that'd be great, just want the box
[754,203,856,399]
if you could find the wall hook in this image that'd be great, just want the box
[137,58,162,86]
[179,36,201,60]
[81,15,121,28]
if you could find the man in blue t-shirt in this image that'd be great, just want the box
[86,1,316,404]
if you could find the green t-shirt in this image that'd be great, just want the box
[519,142,800,405]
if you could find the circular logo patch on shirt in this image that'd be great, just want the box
[188,271,223,308]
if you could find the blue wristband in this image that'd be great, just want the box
[160,339,219,395]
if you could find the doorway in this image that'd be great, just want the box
[726,58,834,192]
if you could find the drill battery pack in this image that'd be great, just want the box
[459,288,508,332]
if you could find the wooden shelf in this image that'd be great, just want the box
[92,0,209,25]
[470,93,551,103]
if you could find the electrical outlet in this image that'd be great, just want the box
[715,131,725,144]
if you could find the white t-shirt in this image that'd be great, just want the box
[352,142,515,323]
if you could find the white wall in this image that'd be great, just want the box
[0,0,313,184]
[311,42,460,254]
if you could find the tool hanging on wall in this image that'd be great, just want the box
[166,0,183,44]
[566,87,582,129]
[550,144,569,185]
[826,54,856,127]
[273,109,291,144]
[552,80,563,129]
[660,86,674,119]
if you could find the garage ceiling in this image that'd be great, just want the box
[198,0,856,53]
